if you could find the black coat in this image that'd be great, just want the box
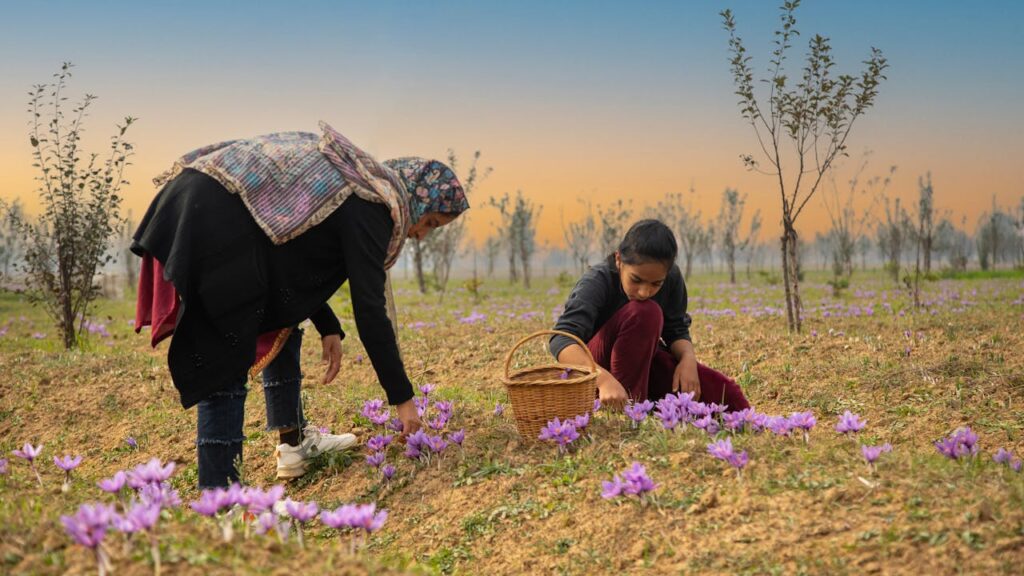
[132,169,413,408]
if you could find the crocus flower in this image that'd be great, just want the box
[573,412,590,431]
[125,437,138,450]
[624,400,655,427]
[366,434,394,453]
[935,427,979,460]
[127,458,175,488]
[493,403,505,417]
[860,443,893,473]
[54,455,82,493]
[320,503,388,534]
[381,464,397,481]
[12,443,43,486]
[61,503,115,575]
[447,429,465,447]
[190,490,225,518]
[788,411,817,443]
[726,451,749,472]
[12,443,42,462]
[414,396,429,418]
[434,400,454,418]
[427,414,449,431]
[284,499,319,549]
[706,438,734,460]
[559,368,572,380]
[0,458,7,475]
[593,398,602,412]
[835,411,866,435]
[602,462,657,503]
[419,383,436,396]
[387,417,404,433]
[97,471,128,494]
[538,418,580,453]
[993,447,1022,471]
[692,414,720,436]
[139,483,182,509]
[365,452,386,468]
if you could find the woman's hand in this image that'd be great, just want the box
[672,355,701,401]
[395,398,422,441]
[321,334,343,384]
[596,371,629,411]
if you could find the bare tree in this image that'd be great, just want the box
[722,1,888,332]
[13,63,135,348]
[561,199,597,274]
[421,147,489,301]
[743,210,762,279]
[483,235,501,277]
[821,153,891,280]
[597,199,633,258]
[0,200,24,281]
[490,193,519,283]
[916,172,936,274]
[512,191,542,288]
[716,188,746,283]
[876,196,910,282]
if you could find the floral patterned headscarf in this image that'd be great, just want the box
[382,157,470,222]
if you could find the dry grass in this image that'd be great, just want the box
[1,271,1023,575]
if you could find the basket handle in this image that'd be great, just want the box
[504,329,598,381]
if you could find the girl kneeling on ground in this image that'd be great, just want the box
[550,219,750,412]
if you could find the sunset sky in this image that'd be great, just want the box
[1,0,1021,249]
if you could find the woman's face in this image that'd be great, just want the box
[407,211,457,240]
[615,253,669,301]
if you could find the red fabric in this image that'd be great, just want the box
[134,254,285,370]
[586,299,750,411]
[135,254,180,347]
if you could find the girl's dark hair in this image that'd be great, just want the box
[616,219,677,268]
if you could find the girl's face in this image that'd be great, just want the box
[615,252,670,301]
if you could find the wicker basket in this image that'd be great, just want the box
[502,330,600,440]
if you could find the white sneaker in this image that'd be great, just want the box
[275,427,358,479]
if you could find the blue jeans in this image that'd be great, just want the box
[196,328,306,488]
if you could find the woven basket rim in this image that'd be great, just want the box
[503,363,599,387]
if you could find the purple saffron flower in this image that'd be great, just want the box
[414,396,429,418]
[707,437,734,460]
[139,483,182,509]
[574,412,590,430]
[246,485,285,515]
[861,443,893,465]
[427,414,449,431]
[603,462,657,501]
[538,418,580,451]
[624,400,655,425]
[12,443,42,462]
[0,458,7,475]
[366,434,394,453]
[434,400,454,418]
[935,427,979,460]
[993,448,1013,465]
[621,462,657,495]
[726,450,749,470]
[601,476,625,499]
[128,457,175,487]
[125,437,138,449]
[284,499,319,523]
[387,417,404,433]
[117,502,161,534]
[593,398,602,412]
[381,464,397,480]
[835,411,866,435]
[425,434,448,454]
[365,452,386,468]
[693,414,720,435]
[447,429,465,446]
[98,471,128,494]
[559,367,572,380]
[320,503,388,534]
[419,383,437,396]
[54,454,82,472]
[493,402,505,417]
[190,490,225,517]
[62,503,115,562]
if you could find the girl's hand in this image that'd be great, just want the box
[673,357,701,401]
[321,334,343,384]
[395,399,422,441]
[597,372,629,411]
